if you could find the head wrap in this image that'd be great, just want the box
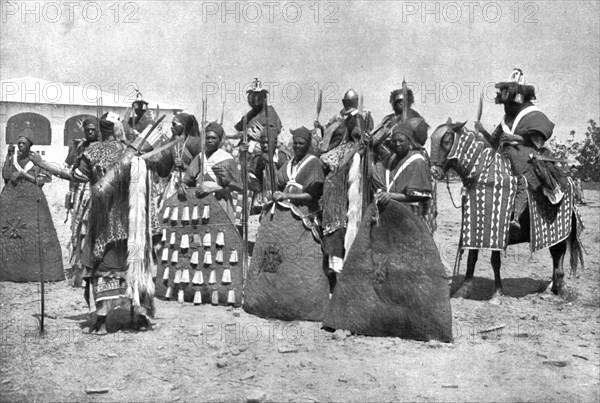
[495,68,536,104]
[246,78,268,94]
[173,112,200,137]
[17,135,33,147]
[82,117,98,128]
[17,124,35,146]
[291,126,312,143]
[99,112,125,141]
[391,123,418,147]
[205,121,225,140]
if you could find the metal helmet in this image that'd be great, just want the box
[342,89,359,111]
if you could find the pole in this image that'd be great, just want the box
[241,116,249,283]
[263,97,276,196]
[452,186,467,281]
[35,163,45,334]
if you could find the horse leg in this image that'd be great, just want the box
[549,241,567,296]
[489,251,503,304]
[453,250,477,298]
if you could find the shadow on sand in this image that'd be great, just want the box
[450,275,551,301]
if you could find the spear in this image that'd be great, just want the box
[315,89,323,122]
[220,100,226,126]
[263,97,276,197]
[199,97,207,185]
[401,79,408,123]
[96,97,103,142]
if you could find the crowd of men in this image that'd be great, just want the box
[18,70,567,336]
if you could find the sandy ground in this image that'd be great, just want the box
[0,180,598,402]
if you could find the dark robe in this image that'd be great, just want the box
[490,103,555,190]
[243,154,329,321]
[373,150,433,221]
[234,105,282,142]
[380,108,429,147]
[0,154,64,282]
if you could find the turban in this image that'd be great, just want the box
[17,135,33,146]
[99,112,124,140]
[99,116,115,137]
[205,121,225,140]
[391,123,418,146]
[82,117,98,128]
[291,126,312,143]
[173,112,200,137]
[17,124,35,146]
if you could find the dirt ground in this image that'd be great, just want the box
[1,180,598,402]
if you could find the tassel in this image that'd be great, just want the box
[191,204,199,222]
[173,269,182,284]
[211,289,219,305]
[222,268,231,284]
[161,248,169,262]
[203,231,211,247]
[165,285,172,299]
[181,205,190,223]
[170,206,179,224]
[204,250,213,265]
[192,269,204,285]
[229,249,238,264]
[227,289,235,305]
[193,233,201,246]
[208,269,216,284]
[181,268,190,283]
[202,204,210,222]
[193,290,202,305]
[215,231,225,247]
[162,206,170,222]
[170,250,179,264]
[180,234,190,249]
[177,289,184,304]
[215,249,224,263]
[161,229,167,243]
[190,250,199,265]
[162,266,170,281]
[169,232,176,246]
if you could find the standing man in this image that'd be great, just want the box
[31,112,160,334]
[475,69,563,229]
[64,117,99,286]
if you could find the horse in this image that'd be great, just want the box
[429,120,584,301]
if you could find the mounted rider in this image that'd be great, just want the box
[127,91,155,141]
[476,69,567,229]
[375,88,430,158]
[315,89,373,284]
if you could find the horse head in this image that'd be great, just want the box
[430,118,467,180]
